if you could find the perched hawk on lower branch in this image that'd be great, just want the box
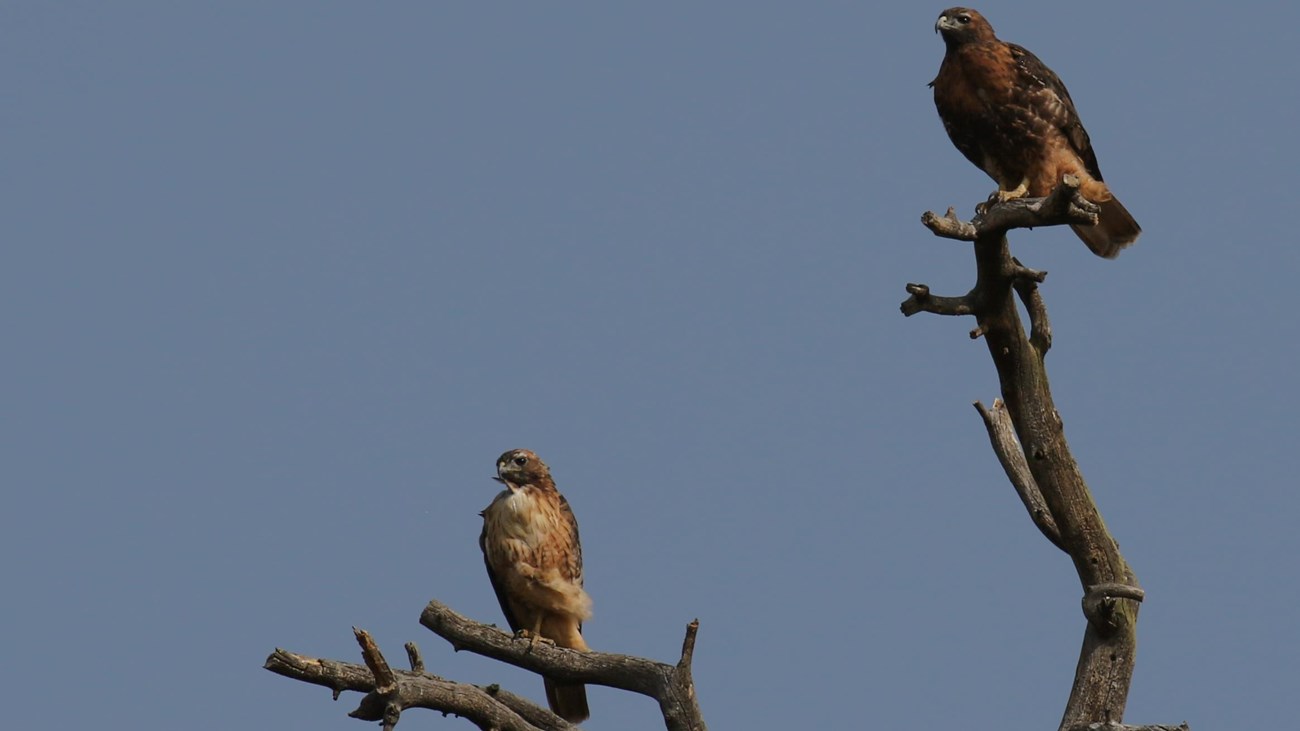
[480,449,592,723]
[930,7,1141,257]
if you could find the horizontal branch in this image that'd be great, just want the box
[421,600,707,731]
[922,177,1099,242]
[266,601,707,731]
[920,207,979,240]
[900,283,975,318]
[421,600,672,695]
[1066,724,1189,731]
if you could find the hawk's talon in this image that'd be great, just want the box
[510,629,556,651]
[993,178,1030,203]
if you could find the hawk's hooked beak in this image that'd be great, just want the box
[492,475,504,483]
[935,16,950,33]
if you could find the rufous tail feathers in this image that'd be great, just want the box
[1070,194,1141,259]
[541,619,589,722]
[544,679,589,723]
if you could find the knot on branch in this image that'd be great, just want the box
[1082,583,1145,635]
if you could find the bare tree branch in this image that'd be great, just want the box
[265,603,707,731]
[974,399,1063,551]
[922,176,1099,242]
[904,180,1180,731]
[900,282,976,317]
[420,600,707,731]
[264,644,553,731]
[1067,725,1189,731]
[483,685,580,731]
[1013,271,1053,354]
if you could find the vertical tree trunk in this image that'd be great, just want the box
[902,182,1158,730]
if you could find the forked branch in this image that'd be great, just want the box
[975,398,1063,551]
[421,600,706,731]
[264,637,562,731]
[264,601,707,731]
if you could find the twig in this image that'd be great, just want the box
[921,207,978,240]
[404,642,425,673]
[900,283,976,317]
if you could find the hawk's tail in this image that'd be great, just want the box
[544,678,589,723]
[1070,194,1141,259]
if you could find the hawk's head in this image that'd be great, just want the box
[935,8,996,46]
[494,449,552,488]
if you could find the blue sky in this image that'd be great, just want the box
[4,3,1297,729]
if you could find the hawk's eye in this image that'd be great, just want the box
[513,456,528,466]
[957,15,970,24]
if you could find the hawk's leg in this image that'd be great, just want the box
[514,618,556,652]
[996,178,1030,202]
[977,178,1030,215]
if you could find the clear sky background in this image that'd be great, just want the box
[4,3,1296,729]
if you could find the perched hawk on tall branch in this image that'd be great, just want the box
[930,7,1141,257]
[480,449,592,723]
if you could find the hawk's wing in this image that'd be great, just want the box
[1008,42,1103,181]
[557,493,584,632]
[478,518,522,633]
[557,493,584,587]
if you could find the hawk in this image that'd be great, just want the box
[930,7,1141,257]
[480,449,592,723]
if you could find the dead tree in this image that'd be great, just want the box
[901,177,1186,731]
[264,600,706,731]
